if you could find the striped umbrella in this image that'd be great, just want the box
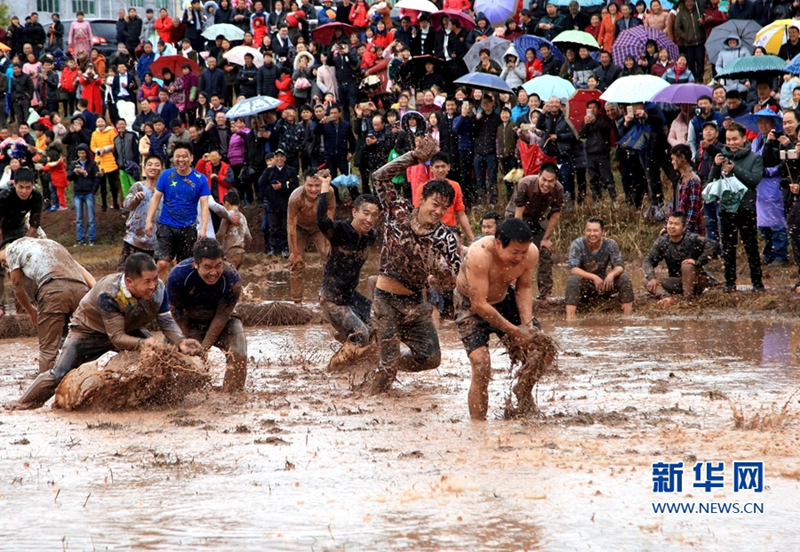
[611,26,678,68]
[754,19,794,55]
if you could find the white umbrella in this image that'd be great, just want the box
[599,75,670,104]
[202,23,245,41]
[395,0,439,12]
[223,46,264,67]
[225,96,283,118]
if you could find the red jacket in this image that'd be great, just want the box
[702,6,727,34]
[60,66,80,93]
[373,30,394,49]
[276,74,295,110]
[154,16,173,44]
[42,159,69,188]
[195,158,232,201]
[443,0,471,11]
[350,2,370,28]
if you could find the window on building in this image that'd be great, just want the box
[37,0,61,12]
[130,0,144,7]
[71,0,96,15]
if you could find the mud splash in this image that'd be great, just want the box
[1,316,800,550]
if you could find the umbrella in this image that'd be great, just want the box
[522,75,576,100]
[545,0,604,5]
[473,0,516,24]
[611,26,678,68]
[552,30,600,53]
[224,46,264,67]
[786,52,800,75]
[706,20,761,64]
[430,10,476,31]
[454,72,514,95]
[702,177,747,213]
[395,0,439,12]
[754,19,794,55]
[202,23,245,41]
[650,83,714,104]
[734,107,784,133]
[463,36,511,71]
[715,54,786,79]
[311,22,359,45]
[225,95,282,118]
[599,74,669,103]
[515,35,565,65]
[149,55,202,77]
[566,89,603,131]
[399,55,448,87]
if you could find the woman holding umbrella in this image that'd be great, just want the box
[637,39,659,73]
[524,48,543,80]
[622,55,644,76]
[501,45,527,89]
[559,49,577,82]
[476,48,502,75]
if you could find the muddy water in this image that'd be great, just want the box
[2,317,800,551]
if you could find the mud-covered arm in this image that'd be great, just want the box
[693,235,717,268]
[97,292,158,350]
[430,229,463,290]
[316,186,336,240]
[372,134,438,209]
[642,240,664,282]
[156,290,186,345]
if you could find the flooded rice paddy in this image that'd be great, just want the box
[1,315,800,551]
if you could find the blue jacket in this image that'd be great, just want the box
[453,114,475,152]
[136,52,156,82]
[689,111,726,153]
[314,120,356,159]
[155,100,179,126]
[149,130,172,163]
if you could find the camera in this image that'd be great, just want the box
[694,107,703,117]
[780,149,799,160]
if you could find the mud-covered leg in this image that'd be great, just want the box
[467,347,492,420]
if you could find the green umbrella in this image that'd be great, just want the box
[552,30,600,52]
[715,55,786,80]
[702,176,748,213]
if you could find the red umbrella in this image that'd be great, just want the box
[430,10,476,31]
[149,55,201,77]
[312,22,359,45]
[566,89,603,133]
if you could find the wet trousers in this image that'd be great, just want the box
[564,273,634,306]
[320,292,371,346]
[185,317,247,392]
[645,264,712,298]
[35,279,90,374]
[525,220,553,299]
[289,225,330,303]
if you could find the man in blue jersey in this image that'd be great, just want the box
[167,238,247,392]
[144,141,210,282]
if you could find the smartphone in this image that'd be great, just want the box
[627,106,634,117]
[586,108,593,117]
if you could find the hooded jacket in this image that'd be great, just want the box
[67,146,99,195]
[708,142,765,211]
[715,35,749,93]
[499,45,527,88]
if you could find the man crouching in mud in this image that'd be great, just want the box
[8,254,202,410]
[366,134,462,393]
[455,219,543,420]
[316,172,381,369]
[168,239,247,391]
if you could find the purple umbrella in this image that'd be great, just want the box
[650,83,714,104]
[474,0,516,24]
[611,26,679,68]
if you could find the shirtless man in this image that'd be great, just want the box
[287,168,335,304]
[455,218,541,420]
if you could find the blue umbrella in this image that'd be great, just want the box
[473,0,516,24]
[454,72,515,94]
[225,96,282,118]
[734,107,784,133]
[522,75,576,100]
[785,52,800,75]
[514,35,566,65]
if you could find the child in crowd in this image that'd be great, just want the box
[216,190,252,270]
[40,152,69,211]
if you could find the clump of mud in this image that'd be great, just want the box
[236,301,321,327]
[53,343,209,411]
[502,331,559,419]
[730,394,798,431]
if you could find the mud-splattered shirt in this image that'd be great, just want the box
[372,151,462,293]
[567,237,624,278]
[4,237,88,288]
[167,258,242,348]
[317,192,377,304]
[71,273,184,350]
[643,233,717,281]
[122,182,160,251]
[0,186,42,239]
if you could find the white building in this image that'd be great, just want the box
[16,0,188,21]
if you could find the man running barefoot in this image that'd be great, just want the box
[316,172,380,369]
[367,134,462,393]
[455,219,541,420]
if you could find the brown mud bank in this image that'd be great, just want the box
[1,316,800,550]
